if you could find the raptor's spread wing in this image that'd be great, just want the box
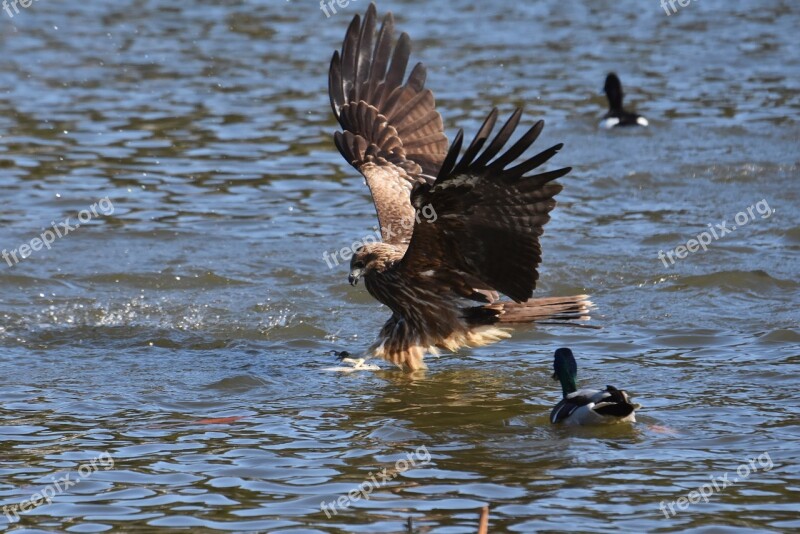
[329,3,448,245]
[399,108,571,302]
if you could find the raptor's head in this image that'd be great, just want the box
[348,243,400,286]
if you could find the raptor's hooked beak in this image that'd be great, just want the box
[348,268,363,286]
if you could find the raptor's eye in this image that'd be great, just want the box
[353,261,365,269]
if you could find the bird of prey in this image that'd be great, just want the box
[328,3,592,371]
[601,73,649,128]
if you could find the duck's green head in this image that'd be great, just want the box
[552,347,578,398]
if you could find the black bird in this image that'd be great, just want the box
[601,73,648,128]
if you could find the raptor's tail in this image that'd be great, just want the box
[497,294,595,326]
[467,295,596,328]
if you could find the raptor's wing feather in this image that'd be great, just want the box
[329,3,449,245]
[400,108,570,302]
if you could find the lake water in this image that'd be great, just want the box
[1,0,798,532]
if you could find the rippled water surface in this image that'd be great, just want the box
[1,0,799,532]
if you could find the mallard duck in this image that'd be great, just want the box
[601,73,649,128]
[550,348,641,425]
